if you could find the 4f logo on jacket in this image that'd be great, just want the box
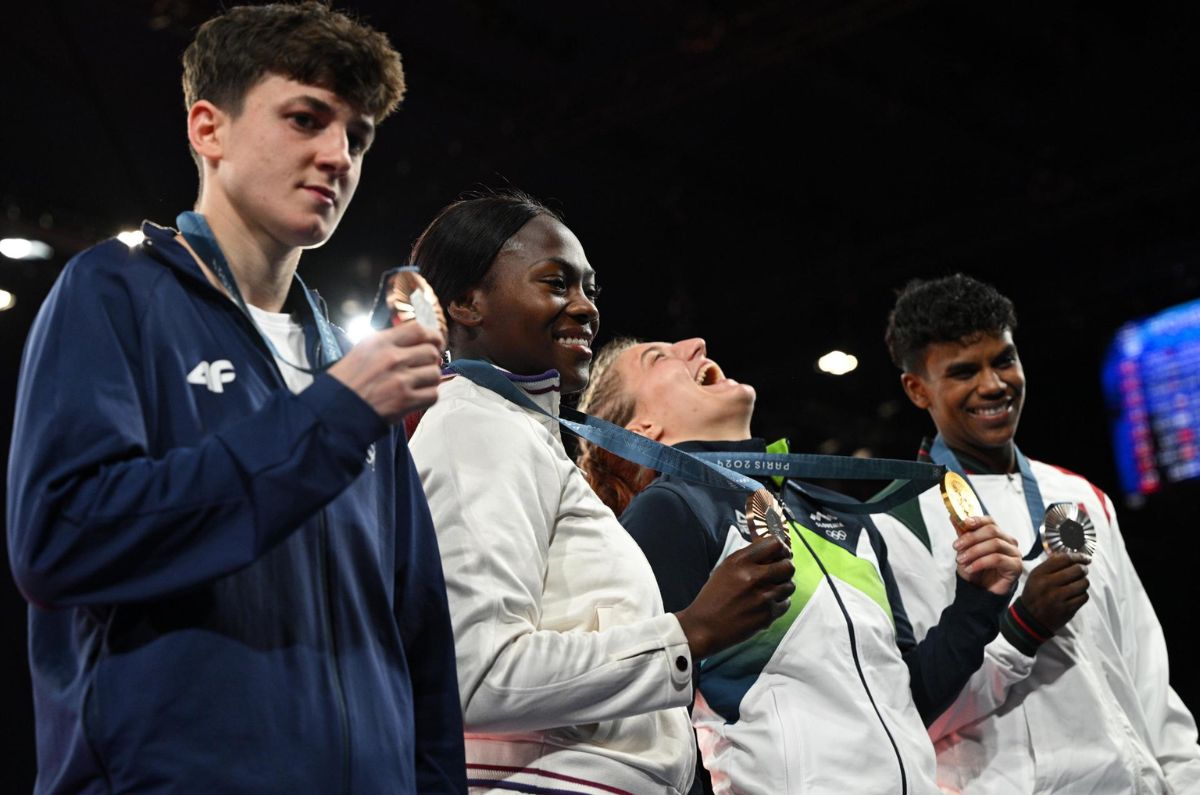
[187,360,236,393]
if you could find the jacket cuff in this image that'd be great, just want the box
[953,574,1016,615]
[662,613,695,695]
[999,596,1054,657]
[299,372,389,452]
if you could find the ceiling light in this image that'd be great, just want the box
[817,350,858,375]
[0,238,53,260]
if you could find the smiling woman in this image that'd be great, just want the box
[406,192,795,795]
[411,192,598,389]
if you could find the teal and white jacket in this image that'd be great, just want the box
[620,438,1010,795]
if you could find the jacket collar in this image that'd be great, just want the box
[140,220,215,288]
[674,437,765,453]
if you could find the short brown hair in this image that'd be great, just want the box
[577,337,657,516]
[182,1,406,123]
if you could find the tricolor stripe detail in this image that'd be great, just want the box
[466,764,633,795]
[1046,463,1113,525]
[521,384,561,396]
[1008,604,1048,644]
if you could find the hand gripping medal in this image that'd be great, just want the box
[746,488,792,552]
[1041,502,1097,556]
[940,471,982,536]
[373,268,448,338]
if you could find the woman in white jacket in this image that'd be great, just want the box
[407,192,795,795]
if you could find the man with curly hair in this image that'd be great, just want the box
[875,273,1200,793]
[6,4,464,792]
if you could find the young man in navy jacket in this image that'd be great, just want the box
[6,4,465,792]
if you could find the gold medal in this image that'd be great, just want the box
[746,488,791,551]
[382,270,447,338]
[940,471,982,535]
[1042,502,1097,556]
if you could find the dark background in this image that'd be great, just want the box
[3,1,1200,788]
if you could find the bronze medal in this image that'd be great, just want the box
[382,270,448,338]
[746,488,791,551]
[940,470,982,535]
[1042,502,1097,556]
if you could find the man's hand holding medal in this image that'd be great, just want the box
[328,269,448,425]
[941,472,1024,596]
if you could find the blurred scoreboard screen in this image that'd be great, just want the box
[1103,298,1200,498]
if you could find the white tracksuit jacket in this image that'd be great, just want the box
[876,455,1200,793]
[411,371,696,795]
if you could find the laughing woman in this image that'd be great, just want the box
[407,193,794,795]
[577,337,1024,794]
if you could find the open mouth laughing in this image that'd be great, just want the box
[695,360,727,386]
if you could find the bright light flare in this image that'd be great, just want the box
[0,238,53,260]
[345,314,376,344]
[0,289,15,311]
[117,230,145,248]
[817,350,858,375]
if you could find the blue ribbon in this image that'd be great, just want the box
[176,211,342,370]
[927,435,1046,560]
[691,452,942,513]
[449,359,944,514]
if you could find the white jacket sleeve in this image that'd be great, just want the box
[411,395,692,733]
[872,511,1038,738]
[1104,494,1200,790]
[924,633,1036,739]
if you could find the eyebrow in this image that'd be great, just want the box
[639,344,665,367]
[943,344,1017,375]
[540,256,596,281]
[293,94,376,146]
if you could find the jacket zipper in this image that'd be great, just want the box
[152,232,352,786]
[318,509,352,794]
[783,488,909,794]
[198,249,350,788]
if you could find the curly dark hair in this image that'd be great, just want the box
[885,273,1017,373]
[182,2,406,123]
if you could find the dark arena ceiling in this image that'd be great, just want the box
[3,2,1200,785]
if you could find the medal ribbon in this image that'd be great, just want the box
[928,435,1045,560]
[176,211,342,370]
[690,452,938,512]
[449,359,943,514]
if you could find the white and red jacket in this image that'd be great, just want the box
[411,370,697,795]
[877,453,1200,794]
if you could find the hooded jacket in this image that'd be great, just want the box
[621,438,1010,794]
[6,221,465,794]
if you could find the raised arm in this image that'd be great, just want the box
[7,260,391,607]
[872,515,1017,724]
[411,397,694,732]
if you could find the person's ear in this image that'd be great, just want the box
[900,371,931,410]
[448,289,484,328]
[625,417,663,442]
[188,100,225,163]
